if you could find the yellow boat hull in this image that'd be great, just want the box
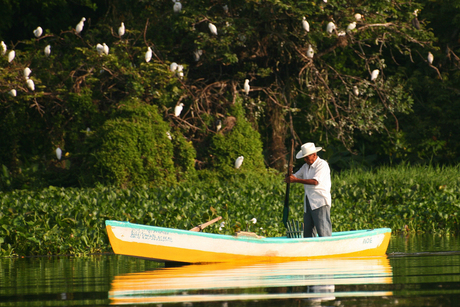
[106,220,391,263]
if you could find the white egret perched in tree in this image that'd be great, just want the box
[8,50,15,63]
[208,22,218,35]
[302,16,310,32]
[96,43,104,55]
[166,131,172,140]
[412,9,421,30]
[170,62,178,72]
[428,52,434,64]
[216,119,222,132]
[219,221,225,231]
[244,79,250,95]
[1,41,6,55]
[193,49,203,61]
[8,89,17,97]
[103,43,109,55]
[33,26,43,38]
[174,103,184,117]
[347,21,356,33]
[44,45,51,57]
[326,21,336,34]
[235,156,244,169]
[354,13,362,21]
[371,69,379,81]
[24,67,32,79]
[56,147,62,160]
[306,44,314,58]
[177,64,184,78]
[118,22,125,37]
[75,17,86,34]
[145,47,152,62]
[173,1,182,13]
[353,85,359,96]
[26,79,35,91]
[250,218,257,224]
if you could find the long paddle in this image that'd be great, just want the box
[190,216,222,232]
[283,140,295,227]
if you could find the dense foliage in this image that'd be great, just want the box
[79,101,195,188]
[2,0,460,189]
[1,165,459,257]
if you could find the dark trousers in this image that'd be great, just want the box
[304,196,332,237]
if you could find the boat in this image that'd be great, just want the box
[109,256,393,305]
[105,220,391,263]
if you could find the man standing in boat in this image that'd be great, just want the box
[285,142,332,237]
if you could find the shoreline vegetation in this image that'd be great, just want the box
[1,164,459,257]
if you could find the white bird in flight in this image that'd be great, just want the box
[56,147,62,160]
[33,26,43,38]
[307,44,314,58]
[145,47,152,62]
[244,79,250,95]
[27,79,35,91]
[209,23,218,35]
[235,156,244,169]
[428,52,434,64]
[371,69,379,81]
[8,89,17,97]
[118,22,125,37]
[75,17,86,34]
[174,103,184,117]
[1,41,6,55]
[44,45,51,57]
[302,17,310,32]
[24,67,32,79]
[326,21,336,34]
[8,50,15,63]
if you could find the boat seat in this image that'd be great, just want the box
[235,231,265,239]
[286,220,304,238]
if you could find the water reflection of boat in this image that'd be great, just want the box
[106,220,391,263]
[109,257,393,305]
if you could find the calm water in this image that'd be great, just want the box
[1,234,459,307]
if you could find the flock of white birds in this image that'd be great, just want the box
[0,3,433,168]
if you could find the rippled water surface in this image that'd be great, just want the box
[1,234,459,306]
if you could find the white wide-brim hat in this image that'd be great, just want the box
[296,142,322,159]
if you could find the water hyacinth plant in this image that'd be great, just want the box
[1,165,459,257]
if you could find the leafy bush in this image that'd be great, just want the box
[209,100,265,173]
[79,101,194,187]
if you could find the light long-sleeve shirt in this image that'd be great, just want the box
[294,157,331,211]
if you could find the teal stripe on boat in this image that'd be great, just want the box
[106,220,390,244]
